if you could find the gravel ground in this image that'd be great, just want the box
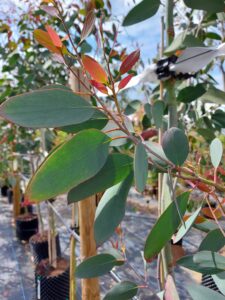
[0,190,206,300]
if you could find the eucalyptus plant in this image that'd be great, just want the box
[0,0,225,299]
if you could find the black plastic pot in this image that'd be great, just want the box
[171,238,183,246]
[29,232,61,264]
[20,205,33,214]
[1,185,9,197]
[35,258,70,300]
[7,188,13,204]
[16,214,39,241]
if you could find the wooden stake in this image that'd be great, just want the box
[69,68,100,300]
[70,204,76,300]
[13,174,21,222]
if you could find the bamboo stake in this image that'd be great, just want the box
[69,68,100,300]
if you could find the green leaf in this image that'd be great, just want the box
[212,272,225,295]
[68,153,133,203]
[178,251,225,274]
[184,0,225,13]
[94,173,133,245]
[26,129,109,202]
[144,103,152,120]
[212,110,225,128]
[197,128,216,143]
[59,110,108,133]
[199,229,225,252]
[146,141,168,169]
[103,121,128,147]
[152,100,165,128]
[144,192,190,260]
[164,32,204,54]
[205,32,222,40]
[134,143,148,193]
[173,205,202,244]
[123,0,160,26]
[201,87,225,105]
[177,84,206,103]
[210,138,223,168]
[0,87,96,128]
[76,253,124,278]
[124,100,141,116]
[41,84,71,91]
[162,127,189,166]
[194,220,220,232]
[187,283,225,300]
[103,281,138,300]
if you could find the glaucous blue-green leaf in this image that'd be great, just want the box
[59,110,108,133]
[123,0,160,26]
[76,253,124,278]
[210,138,223,168]
[146,141,168,169]
[152,100,165,128]
[212,272,225,295]
[144,192,189,260]
[194,220,219,232]
[162,127,189,166]
[103,281,138,300]
[68,153,133,203]
[187,283,225,300]
[41,84,71,91]
[134,143,148,192]
[124,100,141,115]
[199,229,225,252]
[177,84,206,103]
[173,205,202,244]
[201,87,225,105]
[103,120,128,147]
[194,251,225,273]
[144,103,152,120]
[184,0,225,13]
[0,88,96,128]
[26,129,109,202]
[94,172,133,245]
[178,251,225,274]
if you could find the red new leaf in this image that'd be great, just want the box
[45,25,62,48]
[80,10,96,43]
[90,80,108,95]
[34,29,61,54]
[119,49,140,75]
[118,74,133,90]
[82,55,108,83]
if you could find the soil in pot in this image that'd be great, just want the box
[29,231,61,264]
[35,258,70,300]
[16,213,38,241]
